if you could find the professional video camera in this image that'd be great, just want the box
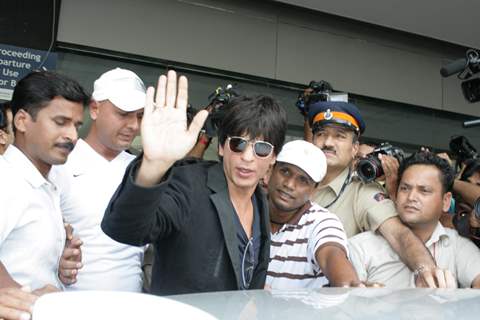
[203,84,239,137]
[449,135,479,172]
[356,142,406,183]
[441,49,480,103]
[295,80,348,116]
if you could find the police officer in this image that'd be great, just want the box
[308,101,454,288]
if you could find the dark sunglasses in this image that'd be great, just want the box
[227,136,274,158]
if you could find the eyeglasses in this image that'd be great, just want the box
[227,136,274,158]
[241,238,255,289]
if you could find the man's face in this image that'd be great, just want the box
[0,108,14,153]
[312,123,358,172]
[467,171,480,186]
[396,164,451,227]
[90,100,143,152]
[357,143,375,159]
[268,162,316,214]
[16,96,84,166]
[219,135,276,192]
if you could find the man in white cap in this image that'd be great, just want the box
[266,140,359,289]
[51,68,146,291]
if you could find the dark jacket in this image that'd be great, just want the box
[101,158,270,295]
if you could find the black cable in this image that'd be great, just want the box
[38,0,56,70]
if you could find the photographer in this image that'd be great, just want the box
[296,81,335,143]
[186,85,238,159]
[354,142,402,201]
[437,136,480,237]
[441,157,480,247]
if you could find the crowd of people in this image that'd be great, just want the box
[1,68,480,320]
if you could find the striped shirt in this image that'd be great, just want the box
[266,201,348,289]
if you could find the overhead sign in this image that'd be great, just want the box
[0,43,57,100]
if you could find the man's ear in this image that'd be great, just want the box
[0,130,6,145]
[13,109,30,133]
[352,140,359,160]
[270,154,277,166]
[89,100,100,120]
[218,142,224,157]
[442,192,453,212]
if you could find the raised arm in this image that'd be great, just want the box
[101,71,208,246]
[135,71,208,187]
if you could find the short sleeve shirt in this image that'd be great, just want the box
[312,167,397,237]
[0,146,65,289]
[50,139,144,291]
[266,202,348,289]
[348,223,480,288]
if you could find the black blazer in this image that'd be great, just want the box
[101,158,270,295]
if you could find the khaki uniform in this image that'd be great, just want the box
[312,167,397,237]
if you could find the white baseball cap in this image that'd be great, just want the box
[92,68,146,112]
[276,140,327,183]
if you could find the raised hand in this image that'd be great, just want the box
[136,70,208,186]
[379,154,400,200]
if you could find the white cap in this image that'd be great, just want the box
[92,68,146,112]
[276,140,327,183]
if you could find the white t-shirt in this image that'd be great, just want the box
[51,139,144,291]
[0,145,65,290]
[266,201,348,289]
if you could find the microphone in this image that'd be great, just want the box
[440,58,467,77]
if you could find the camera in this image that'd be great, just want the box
[296,80,334,116]
[449,135,478,166]
[356,142,406,183]
[203,84,239,137]
[441,49,480,103]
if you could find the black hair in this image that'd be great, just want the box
[397,152,454,193]
[358,140,378,148]
[0,101,11,131]
[460,159,480,182]
[217,95,287,155]
[10,70,90,120]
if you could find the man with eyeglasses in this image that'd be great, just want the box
[266,140,360,289]
[101,70,287,295]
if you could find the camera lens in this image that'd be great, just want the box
[357,157,383,183]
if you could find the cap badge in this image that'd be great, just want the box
[324,109,333,120]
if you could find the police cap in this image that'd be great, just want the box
[308,101,365,135]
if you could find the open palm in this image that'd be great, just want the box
[141,71,208,164]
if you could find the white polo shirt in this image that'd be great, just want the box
[51,139,143,291]
[0,145,65,290]
[266,201,349,289]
